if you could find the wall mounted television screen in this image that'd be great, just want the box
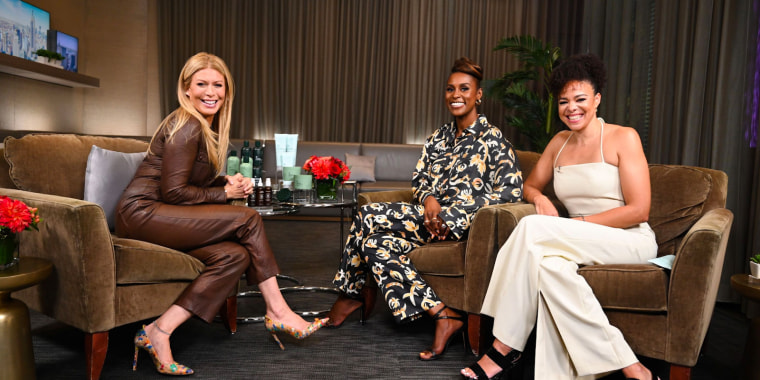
[48,30,78,72]
[0,0,50,61]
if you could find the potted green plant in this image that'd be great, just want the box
[34,49,64,68]
[34,48,50,64]
[49,51,65,68]
[484,35,562,152]
[751,254,760,278]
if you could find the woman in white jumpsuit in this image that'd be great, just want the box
[461,54,659,380]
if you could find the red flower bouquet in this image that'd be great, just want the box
[0,196,41,269]
[0,196,41,238]
[302,156,351,183]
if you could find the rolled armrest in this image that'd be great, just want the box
[358,189,414,206]
[666,207,733,366]
[463,202,536,312]
[1,188,117,332]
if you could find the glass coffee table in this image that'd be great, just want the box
[236,183,357,323]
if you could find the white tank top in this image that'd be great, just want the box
[552,118,625,218]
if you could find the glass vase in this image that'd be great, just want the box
[0,233,19,270]
[315,178,337,201]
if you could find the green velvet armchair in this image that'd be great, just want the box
[359,150,733,380]
[0,134,237,380]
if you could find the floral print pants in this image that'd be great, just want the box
[333,202,442,323]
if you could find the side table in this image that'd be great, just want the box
[234,194,357,323]
[730,274,760,380]
[0,257,53,380]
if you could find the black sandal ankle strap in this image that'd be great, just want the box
[431,305,465,322]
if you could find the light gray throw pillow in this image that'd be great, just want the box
[345,153,376,182]
[83,145,146,230]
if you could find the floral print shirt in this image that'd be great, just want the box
[412,114,523,239]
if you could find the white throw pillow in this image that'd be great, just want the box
[345,153,376,182]
[83,145,146,230]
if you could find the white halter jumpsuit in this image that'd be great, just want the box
[480,119,658,379]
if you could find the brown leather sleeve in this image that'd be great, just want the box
[160,120,227,205]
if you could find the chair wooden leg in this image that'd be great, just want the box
[84,331,108,380]
[219,294,238,334]
[669,364,692,380]
[468,313,482,356]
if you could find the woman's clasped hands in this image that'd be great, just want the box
[224,173,253,199]
[423,196,450,240]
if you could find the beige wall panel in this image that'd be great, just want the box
[0,74,14,130]
[0,0,157,137]
[146,0,160,135]
[13,77,84,131]
[82,0,147,136]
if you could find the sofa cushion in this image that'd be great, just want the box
[345,153,376,182]
[358,181,413,192]
[407,240,467,276]
[84,146,146,230]
[648,165,712,256]
[3,134,148,199]
[361,143,422,182]
[580,264,669,312]
[113,237,204,284]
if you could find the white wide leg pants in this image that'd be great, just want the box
[480,214,657,379]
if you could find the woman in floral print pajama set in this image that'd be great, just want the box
[327,57,523,360]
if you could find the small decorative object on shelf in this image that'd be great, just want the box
[34,48,64,69]
[0,196,41,270]
[750,254,760,279]
[302,156,351,201]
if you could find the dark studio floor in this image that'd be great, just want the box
[28,220,748,379]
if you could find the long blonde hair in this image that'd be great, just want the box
[150,52,235,173]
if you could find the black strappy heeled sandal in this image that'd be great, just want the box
[462,346,522,379]
[419,305,466,361]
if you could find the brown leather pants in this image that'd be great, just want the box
[116,202,279,323]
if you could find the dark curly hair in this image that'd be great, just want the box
[451,57,483,87]
[548,54,607,98]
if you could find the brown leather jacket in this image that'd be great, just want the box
[115,118,228,235]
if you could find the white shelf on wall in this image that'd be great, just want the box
[0,53,99,88]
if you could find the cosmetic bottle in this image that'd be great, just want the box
[241,140,252,162]
[240,156,253,178]
[255,178,265,206]
[253,140,263,161]
[226,150,240,176]
[263,178,272,206]
[252,140,264,178]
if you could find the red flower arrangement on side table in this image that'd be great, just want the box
[302,156,351,183]
[302,156,351,200]
[0,196,41,269]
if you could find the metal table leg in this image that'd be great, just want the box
[236,274,340,324]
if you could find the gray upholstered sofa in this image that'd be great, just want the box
[230,139,424,193]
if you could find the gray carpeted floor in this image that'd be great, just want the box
[29,220,746,379]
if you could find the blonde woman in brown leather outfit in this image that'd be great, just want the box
[116,52,326,376]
